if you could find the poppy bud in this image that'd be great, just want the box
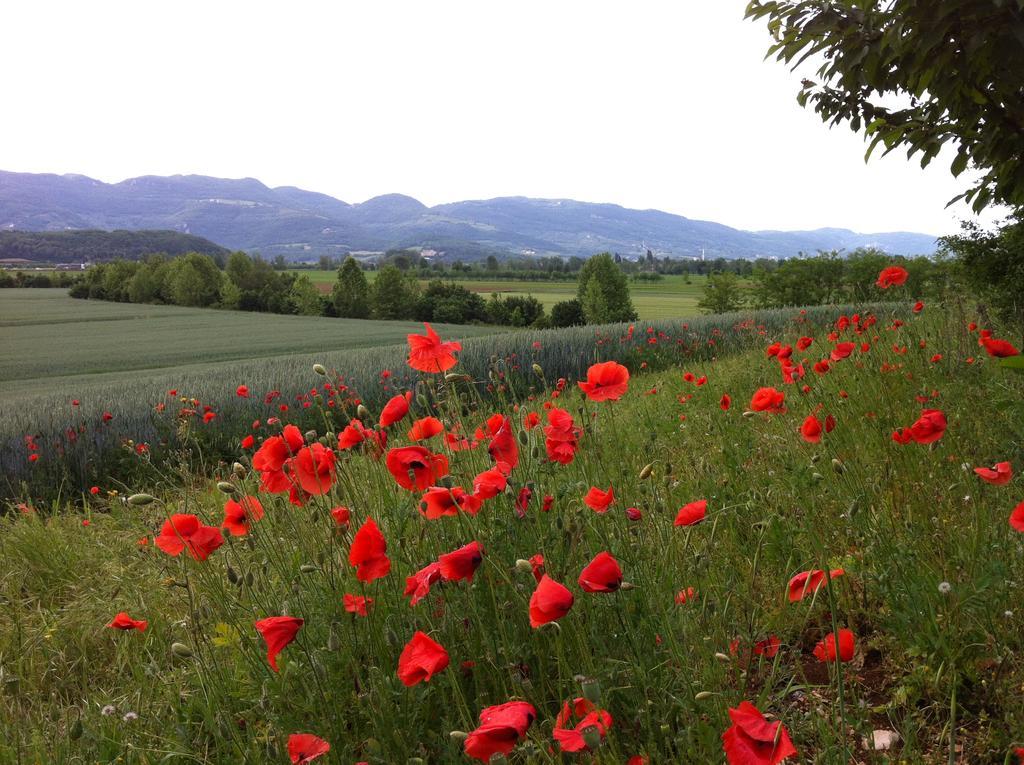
[69,717,83,740]
[357,404,370,420]
[313,363,327,376]
[300,564,318,574]
[812,472,825,482]
[515,559,533,572]
[714,652,730,662]
[532,363,543,377]
[221,526,231,539]
[517,430,528,445]
[831,458,845,473]
[232,462,246,477]
[3,675,19,694]
[694,691,714,701]
[581,725,603,751]
[581,677,601,703]
[303,430,317,443]
[444,373,470,382]
[246,536,257,551]
[489,756,508,765]
[620,581,636,590]
[226,565,239,584]
[216,481,236,495]
[245,572,254,587]
[449,731,468,743]
[127,493,155,506]
[170,642,193,658]
[742,410,756,418]
[327,624,341,651]
[639,462,654,480]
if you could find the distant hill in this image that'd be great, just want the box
[0,170,938,260]
[0,229,230,263]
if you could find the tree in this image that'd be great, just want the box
[746,1,1024,212]
[576,253,637,324]
[371,265,419,320]
[290,274,323,316]
[332,257,371,318]
[941,214,1024,326]
[697,272,746,314]
[551,299,586,327]
[166,252,223,307]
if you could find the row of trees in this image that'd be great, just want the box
[68,251,636,328]
[0,270,80,288]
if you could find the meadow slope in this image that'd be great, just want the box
[2,300,1023,764]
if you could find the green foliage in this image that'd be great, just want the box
[165,253,224,308]
[0,229,230,264]
[577,253,637,323]
[371,265,420,320]
[941,215,1024,326]
[697,271,746,314]
[331,257,371,319]
[746,0,1024,212]
[413,281,487,325]
[550,298,586,327]
[289,275,323,316]
[484,293,546,327]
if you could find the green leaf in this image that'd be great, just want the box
[999,355,1024,374]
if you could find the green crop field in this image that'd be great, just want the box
[0,289,504,401]
[291,270,709,319]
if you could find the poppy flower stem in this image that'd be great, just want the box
[822,567,849,763]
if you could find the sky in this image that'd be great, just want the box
[0,1,1003,236]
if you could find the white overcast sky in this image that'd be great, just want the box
[0,1,1003,236]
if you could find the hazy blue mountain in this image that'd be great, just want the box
[0,170,938,260]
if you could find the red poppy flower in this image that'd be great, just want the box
[515,486,532,517]
[796,336,813,350]
[578,551,622,593]
[486,414,519,472]
[553,697,613,753]
[913,301,924,313]
[464,701,537,762]
[830,342,856,361]
[254,615,303,672]
[544,407,581,465]
[420,486,482,519]
[800,415,823,444]
[980,337,1020,358]
[386,446,450,490]
[253,425,305,473]
[529,575,574,627]
[578,361,630,402]
[438,540,484,582]
[908,408,947,444]
[974,461,1012,486]
[674,499,707,527]
[583,485,615,513]
[236,385,249,398]
[155,514,224,561]
[397,631,450,686]
[289,443,337,495]
[675,587,697,604]
[404,562,442,606]
[337,419,372,450]
[523,411,540,430]
[876,265,909,289]
[1011,501,1024,532]
[348,518,390,582]
[287,733,329,764]
[222,495,265,536]
[202,411,216,424]
[813,628,855,663]
[472,466,507,500]
[625,506,642,521]
[788,568,844,602]
[754,635,781,657]
[543,494,554,512]
[380,392,412,428]
[722,701,797,765]
[330,506,350,528]
[720,393,731,411]
[241,434,255,449]
[107,611,148,632]
[407,416,444,441]
[343,594,372,616]
[407,323,462,373]
[750,387,785,413]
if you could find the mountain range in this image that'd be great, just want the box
[0,170,938,261]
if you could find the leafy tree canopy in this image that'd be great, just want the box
[746,0,1024,212]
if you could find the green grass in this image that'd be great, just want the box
[2,303,1023,763]
[0,289,504,400]
[292,270,709,319]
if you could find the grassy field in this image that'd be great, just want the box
[0,289,503,401]
[292,270,708,319]
[2,295,1023,763]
